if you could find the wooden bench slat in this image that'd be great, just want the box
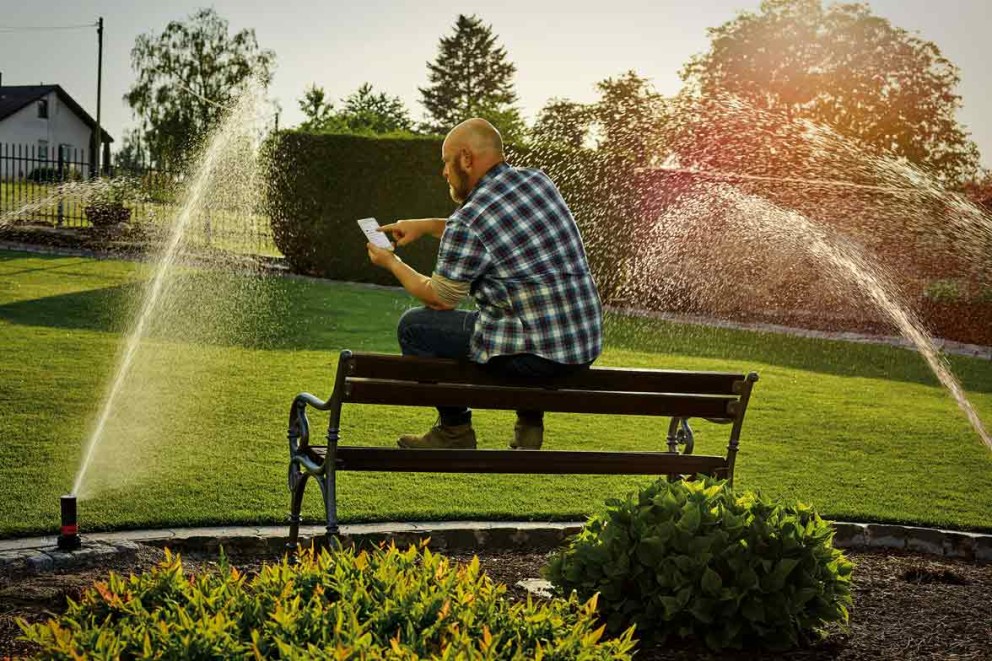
[346,353,745,395]
[344,378,737,418]
[306,446,730,475]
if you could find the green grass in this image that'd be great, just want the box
[0,249,990,537]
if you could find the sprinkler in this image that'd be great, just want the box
[57,494,81,551]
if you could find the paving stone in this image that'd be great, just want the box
[25,552,54,573]
[831,522,867,548]
[866,524,907,549]
[905,527,945,556]
[942,531,978,560]
[975,535,992,563]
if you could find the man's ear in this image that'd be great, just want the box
[459,148,473,172]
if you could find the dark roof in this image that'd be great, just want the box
[0,85,113,143]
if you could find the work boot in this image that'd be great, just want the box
[397,422,477,449]
[510,421,543,450]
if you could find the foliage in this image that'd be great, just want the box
[265,132,449,283]
[679,0,979,186]
[298,84,341,132]
[419,14,525,141]
[340,83,414,135]
[546,478,854,650]
[297,83,414,136]
[531,98,593,150]
[113,128,149,173]
[25,167,63,183]
[924,279,965,303]
[19,542,637,659]
[124,8,276,168]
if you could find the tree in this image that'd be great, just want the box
[531,99,593,150]
[419,14,524,140]
[680,0,979,185]
[124,8,275,167]
[340,83,413,134]
[592,72,671,163]
[298,84,340,132]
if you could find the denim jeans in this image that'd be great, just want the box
[396,307,589,426]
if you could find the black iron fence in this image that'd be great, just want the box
[0,142,276,255]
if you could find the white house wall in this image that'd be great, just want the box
[0,90,94,180]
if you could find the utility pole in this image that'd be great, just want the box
[94,17,103,177]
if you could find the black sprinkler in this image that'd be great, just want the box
[57,494,81,551]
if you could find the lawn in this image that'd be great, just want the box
[0,249,990,537]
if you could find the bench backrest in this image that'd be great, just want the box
[330,351,757,424]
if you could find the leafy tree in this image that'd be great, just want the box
[531,99,593,150]
[340,83,413,134]
[113,129,147,172]
[679,0,979,185]
[298,84,340,132]
[419,14,525,140]
[592,72,671,163]
[124,8,275,167]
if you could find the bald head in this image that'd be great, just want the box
[441,118,506,203]
[444,118,504,159]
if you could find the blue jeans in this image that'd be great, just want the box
[396,307,588,426]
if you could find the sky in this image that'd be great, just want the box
[1,0,990,167]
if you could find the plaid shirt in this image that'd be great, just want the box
[435,162,603,365]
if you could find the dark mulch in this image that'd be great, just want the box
[2,546,989,659]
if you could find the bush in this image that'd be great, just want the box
[27,166,62,183]
[264,131,449,284]
[20,542,637,659]
[545,478,853,651]
[924,279,964,302]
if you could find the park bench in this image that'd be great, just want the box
[284,350,758,550]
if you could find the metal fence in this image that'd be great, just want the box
[0,142,276,255]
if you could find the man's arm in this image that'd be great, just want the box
[379,218,448,246]
[367,245,457,310]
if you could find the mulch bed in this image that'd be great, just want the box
[1,546,989,659]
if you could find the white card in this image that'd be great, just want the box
[357,217,394,251]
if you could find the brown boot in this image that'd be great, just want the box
[510,421,543,450]
[398,422,477,449]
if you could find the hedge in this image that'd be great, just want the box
[263,132,630,296]
[265,132,452,285]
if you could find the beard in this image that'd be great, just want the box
[448,161,471,204]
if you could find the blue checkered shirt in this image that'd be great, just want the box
[435,162,603,365]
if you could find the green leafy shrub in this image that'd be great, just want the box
[924,279,964,302]
[545,478,853,651]
[20,542,636,659]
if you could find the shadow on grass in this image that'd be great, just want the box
[0,273,408,353]
[606,314,992,394]
[2,267,989,393]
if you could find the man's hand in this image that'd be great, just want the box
[367,242,399,269]
[379,218,446,246]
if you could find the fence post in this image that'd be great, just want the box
[57,145,65,226]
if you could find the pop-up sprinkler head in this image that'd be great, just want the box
[57,494,81,551]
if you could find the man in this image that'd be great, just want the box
[366,118,602,450]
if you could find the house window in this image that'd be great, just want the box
[37,98,49,119]
[38,140,49,161]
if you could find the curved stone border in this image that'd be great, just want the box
[1,520,989,576]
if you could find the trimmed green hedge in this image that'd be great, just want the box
[265,132,450,285]
[264,132,630,297]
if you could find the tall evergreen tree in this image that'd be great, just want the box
[419,14,524,140]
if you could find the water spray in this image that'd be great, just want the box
[57,494,81,551]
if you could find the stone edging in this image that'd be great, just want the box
[1,520,989,576]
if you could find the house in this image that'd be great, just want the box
[0,82,113,180]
